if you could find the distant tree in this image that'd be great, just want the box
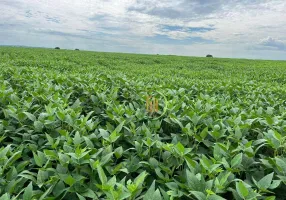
[75,49,80,51]
[206,54,213,58]
[55,47,60,50]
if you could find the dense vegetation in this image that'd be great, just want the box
[0,47,286,200]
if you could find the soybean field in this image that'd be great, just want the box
[1,47,286,200]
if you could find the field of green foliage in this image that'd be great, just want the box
[1,47,286,200]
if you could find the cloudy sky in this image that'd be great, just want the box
[0,0,286,60]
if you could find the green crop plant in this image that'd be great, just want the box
[0,46,286,199]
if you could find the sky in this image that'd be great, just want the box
[0,0,286,60]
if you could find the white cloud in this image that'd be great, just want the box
[259,37,286,50]
[0,0,286,59]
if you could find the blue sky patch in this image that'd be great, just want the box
[162,25,215,33]
[145,34,214,45]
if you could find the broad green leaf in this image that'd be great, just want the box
[76,193,86,200]
[23,182,33,200]
[149,157,159,168]
[0,145,10,158]
[257,172,274,190]
[39,185,54,200]
[45,133,54,146]
[269,180,281,189]
[56,111,65,121]
[53,181,66,197]
[234,116,241,125]
[115,121,125,133]
[176,142,185,154]
[153,189,163,200]
[200,127,208,140]
[143,181,161,200]
[275,157,286,173]
[71,99,81,109]
[99,129,109,139]
[34,121,44,132]
[186,171,205,192]
[64,175,76,186]
[23,112,36,121]
[208,194,226,200]
[33,151,45,167]
[134,171,148,187]
[190,191,207,200]
[100,152,113,166]
[37,170,49,187]
[97,165,107,184]
[83,136,94,148]
[200,155,211,170]
[4,151,22,170]
[73,131,82,146]
[114,146,123,159]
[236,181,249,198]
[80,188,97,199]
[0,193,10,200]
[231,153,242,168]
[265,196,275,200]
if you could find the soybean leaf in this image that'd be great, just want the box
[236,181,249,199]
[257,173,274,190]
[231,153,242,168]
[23,182,33,200]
